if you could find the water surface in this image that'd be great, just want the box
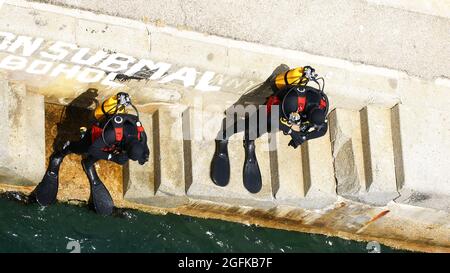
[0,195,404,253]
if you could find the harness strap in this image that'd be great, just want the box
[137,125,144,141]
[93,115,145,152]
[266,95,280,114]
[101,101,108,116]
[297,96,307,112]
[114,127,123,142]
[91,124,103,143]
[284,70,289,85]
[92,124,117,152]
[111,115,125,143]
[319,98,327,110]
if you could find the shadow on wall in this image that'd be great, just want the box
[215,64,290,140]
[52,88,99,151]
[231,64,290,108]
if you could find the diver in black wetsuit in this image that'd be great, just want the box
[211,66,329,193]
[33,93,149,215]
[270,84,328,148]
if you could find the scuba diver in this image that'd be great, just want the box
[211,65,329,194]
[33,92,149,215]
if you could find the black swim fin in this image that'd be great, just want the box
[243,140,262,194]
[34,171,59,206]
[89,180,114,216]
[210,139,230,187]
[34,151,66,206]
[82,159,114,216]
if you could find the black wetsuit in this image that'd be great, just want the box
[34,113,149,214]
[65,114,149,165]
[211,84,328,192]
[275,86,328,147]
[218,85,328,147]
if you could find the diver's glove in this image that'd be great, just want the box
[137,147,150,165]
[138,154,148,165]
[138,158,147,165]
[288,139,300,149]
[288,132,306,149]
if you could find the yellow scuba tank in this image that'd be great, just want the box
[273,67,309,91]
[94,94,127,120]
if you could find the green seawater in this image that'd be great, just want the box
[0,195,405,253]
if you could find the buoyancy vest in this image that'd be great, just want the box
[266,87,327,115]
[91,114,145,152]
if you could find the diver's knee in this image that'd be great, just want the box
[48,150,66,171]
[81,157,95,170]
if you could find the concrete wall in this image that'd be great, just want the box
[0,0,449,212]
[0,74,45,186]
[28,0,450,80]
[0,0,448,252]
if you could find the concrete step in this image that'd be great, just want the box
[152,106,186,196]
[181,104,338,208]
[107,99,416,210]
[123,111,155,200]
[183,107,274,206]
[0,77,45,186]
[301,126,337,199]
[121,103,406,209]
[270,131,307,200]
[391,103,450,212]
[183,107,228,199]
[359,105,399,205]
[329,108,366,195]
[269,121,337,208]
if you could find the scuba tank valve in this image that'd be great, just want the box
[117,92,131,107]
[80,127,87,139]
[288,112,301,126]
